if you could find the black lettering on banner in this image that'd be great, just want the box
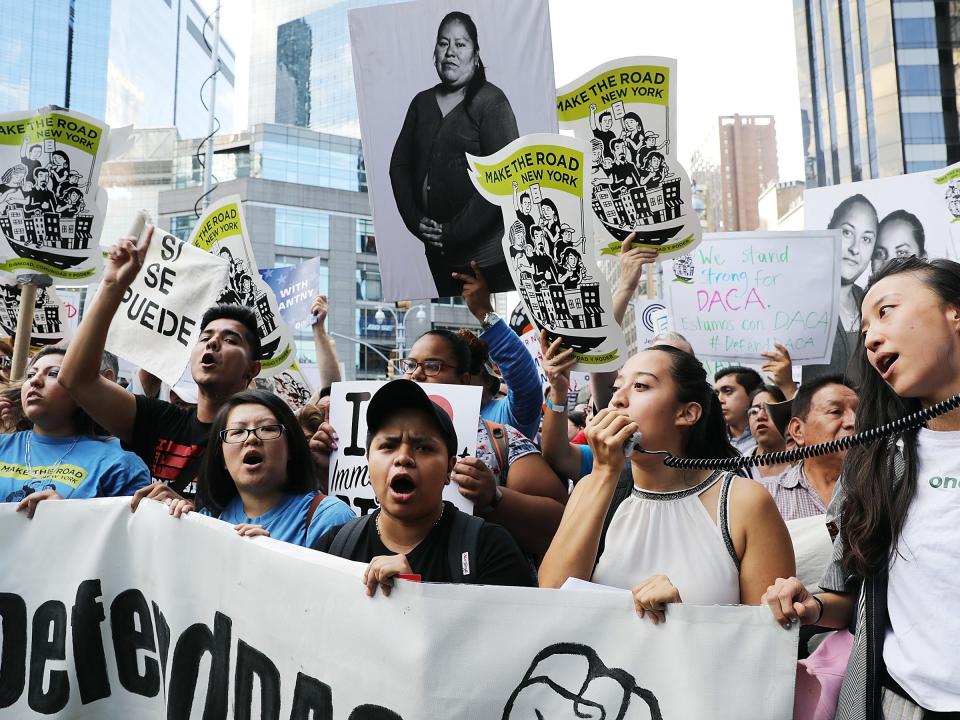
[111,589,160,698]
[354,497,378,516]
[152,601,171,685]
[344,392,371,456]
[28,600,69,714]
[143,264,177,296]
[167,611,232,719]
[71,579,111,704]
[235,640,281,720]
[160,234,183,263]
[0,593,26,708]
[290,672,333,720]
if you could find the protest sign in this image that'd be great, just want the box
[349,0,557,300]
[258,255,326,331]
[805,163,960,286]
[519,328,590,405]
[0,109,111,282]
[55,285,85,331]
[0,499,798,718]
[328,381,479,516]
[104,230,229,386]
[557,57,701,259]
[272,361,314,413]
[468,133,628,371]
[662,231,842,365]
[0,281,72,347]
[633,298,671,349]
[189,195,296,377]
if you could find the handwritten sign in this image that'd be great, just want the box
[328,381,479,517]
[662,231,841,365]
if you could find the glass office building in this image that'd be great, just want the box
[250,0,393,137]
[795,0,960,186]
[0,0,234,138]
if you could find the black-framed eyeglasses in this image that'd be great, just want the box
[395,358,453,376]
[220,424,285,444]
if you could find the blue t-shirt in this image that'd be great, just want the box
[214,492,355,548]
[0,431,151,503]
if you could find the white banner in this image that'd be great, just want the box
[104,230,229,386]
[328,381,479,516]
[189,195,296,377]
[662,231,842,365]
[0,499,798,718]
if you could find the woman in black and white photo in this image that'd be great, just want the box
[390,11,519,296]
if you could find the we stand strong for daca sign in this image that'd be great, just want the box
[663,231,842,365]
[0,500,798,719]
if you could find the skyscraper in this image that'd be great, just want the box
[794,0,960,187]
[249,0,394,137]
[718,114,779,232]
[0,0,235,138]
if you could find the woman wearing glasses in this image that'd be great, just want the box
[745,385,792,481]
[182,390,354,547]
[393,330,567,558]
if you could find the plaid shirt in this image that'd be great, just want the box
[759,462,830,521]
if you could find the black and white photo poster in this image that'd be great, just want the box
[349,0,557,300]
[557,57,701,259]
[0,109,111,282]
[468,133,627,372]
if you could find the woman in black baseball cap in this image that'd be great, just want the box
[314,379,533,595]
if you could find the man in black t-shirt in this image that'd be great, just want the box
[60,226,262,502]
[313,379,532,591]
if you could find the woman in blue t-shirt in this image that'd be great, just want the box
[183,390,353,547]
[0,346,151,516]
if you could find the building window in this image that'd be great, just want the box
[356,268,382,302]
[356,307,395,340]
[275,208,329,250]
[356,218,377,254]
[906,160,946,173]
[898,65,941,96]
[894,17,937,49]
[170,214,198,241]
[901,112,946,144]
[431,296,466,307]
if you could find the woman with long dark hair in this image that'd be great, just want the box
[0,346,150,515]
[765,257,960,718]
[539,346,795,623]
[390,11,519,296]
[187,390,353,547]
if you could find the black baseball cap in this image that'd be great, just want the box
[365,379,458,458]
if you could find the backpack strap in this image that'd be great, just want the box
[304,492,327,531]
[327,512,374,558]
[446,510,485,583]
[482,419,510,485]
[595,460,632,565]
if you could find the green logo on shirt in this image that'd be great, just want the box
[928,476,960,490]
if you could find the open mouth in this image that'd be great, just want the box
[876,353,899,379]
[24,392,43,403]
[200,352,218,368]
[242,450,264,469]
[388,474,417,501]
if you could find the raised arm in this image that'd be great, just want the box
[59,228,153,444]
[612,233,657,325]
[589,104,598,132]
[539,331,588,482]
[538,409,637,588]
[310,295,341,391]
[457,262,542,438]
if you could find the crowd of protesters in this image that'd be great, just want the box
[1,223,957,719]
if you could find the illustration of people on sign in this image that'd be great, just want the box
[0,137,92,270]
[215,244,281,358]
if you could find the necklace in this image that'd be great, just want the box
[375,504,445,540]
[25,431,81,482]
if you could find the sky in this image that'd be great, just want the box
[206,0,805,182]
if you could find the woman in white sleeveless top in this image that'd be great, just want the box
[539,346,795,623]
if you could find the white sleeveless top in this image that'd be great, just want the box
[591,471,741,605]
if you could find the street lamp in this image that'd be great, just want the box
[374,304,428,359]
